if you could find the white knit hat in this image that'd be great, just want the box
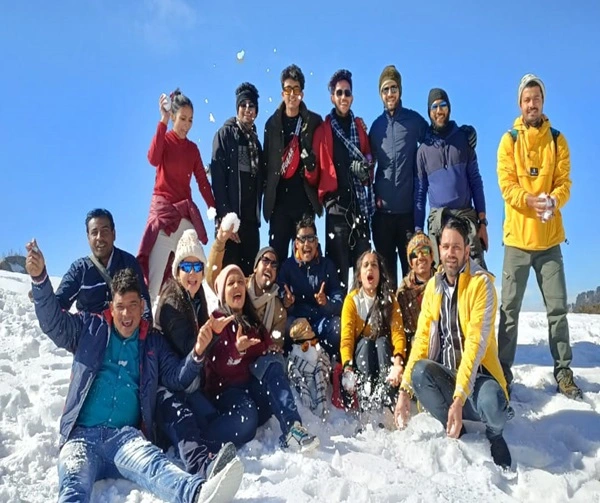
[172,229,207,278]
[518,73,545,106]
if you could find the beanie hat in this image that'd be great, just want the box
[379,65,402,93]
[213,264,245,305]
[254,246,278,270]
[289,317,316,342]
[427,88,451,114]
[407,233,433,263]
[518,73,545,106]
[235,82,259,114]
[172,229,207,279]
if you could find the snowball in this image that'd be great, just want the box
[236,50,245,62]
[272,330,282,340]
[209,113,215,123]
[204,98,209,104]
[221,212,241,233]
[206,207,217,221]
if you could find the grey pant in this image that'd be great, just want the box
[497,245,572,384]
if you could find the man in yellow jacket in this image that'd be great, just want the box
[496,74,581,400]
[394,218,512,469]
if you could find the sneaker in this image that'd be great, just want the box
[489,435,512,470]
[282,422,320,453]
[206,442,237,480]
[556,369,583,400]
[196,456,244,503]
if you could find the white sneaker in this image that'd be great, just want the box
[196,456,244,503]
[283,422,320,453]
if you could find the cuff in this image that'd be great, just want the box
[31,267,48,285]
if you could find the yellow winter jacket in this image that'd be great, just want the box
[497,115,571,251]
[400,260,508,405]
[340,288,406,367]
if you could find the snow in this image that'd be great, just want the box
[1,269,600,502]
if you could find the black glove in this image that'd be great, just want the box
[460,124,477,150]
[350,160,370,183]
[301,150,316,172]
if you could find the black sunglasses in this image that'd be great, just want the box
[296,234,317,244]
[260,256,279,269]
[335,89,352,98]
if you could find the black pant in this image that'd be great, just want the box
[269,206,314,263]
[325,212,371,295]
[222,219,260,277]
[372,211,414,289]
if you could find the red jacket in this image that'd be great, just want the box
[203,312,271,397]
[307,115,372,204]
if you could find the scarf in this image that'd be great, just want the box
[236,119,260,176]
[246,275,279,333]
[329,109,375,218]
[280,117,303,179]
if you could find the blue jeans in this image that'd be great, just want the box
[57,425,203,503]
[411,360,508,439]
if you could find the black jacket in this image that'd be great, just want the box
[262,102,323,222]
[210,117,263,222]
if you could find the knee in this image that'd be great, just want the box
[411,359,438,390]
[477,382,508,427]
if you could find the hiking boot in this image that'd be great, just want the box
[281,422,320,453]
[556,369,583,400]
[196,456,244,503]
[489,435,512,470]
[206,442,237,480]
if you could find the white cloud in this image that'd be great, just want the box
[135,0,198,52]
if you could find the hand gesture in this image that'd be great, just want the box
[25,239,45,278]
[526,194,551,219]
[283,284,295,308]
[386,364,404,387]
[195,319,213,357]
[234,324,261,353]
[394,390,411,430]
[314,282,327,306]
[209,314,235,335]
[216,221,237,244]
[446,398,464,439]
[159,94,171,124]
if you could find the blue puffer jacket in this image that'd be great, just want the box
[369,104,428,214]
[55,247,152,321]
[32,275,203,448]
[277,249,343,323]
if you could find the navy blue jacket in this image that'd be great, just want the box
[32,275,202,448]
[277,249,343,323]
[414,122,486,231]
[369,104,428,214]
[55,247,151,321]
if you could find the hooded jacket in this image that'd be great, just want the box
[497,115,570,251]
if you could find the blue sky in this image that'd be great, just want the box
[1,0,598,310]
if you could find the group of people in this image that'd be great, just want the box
[24,64,582,502]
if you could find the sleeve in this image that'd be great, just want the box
[414,147,429,231]
[193,146,217,209]
[205,238,226,292]
[32,274,84,354]
[159,302,196,357]
[271,299,287,349]
[322,260,343,316]
[550,134,572,209]
[130,257,152,323]
[155,335,204,391]
[210,128,234,218]
[55,261,82,311]
[497,132,529,210]
[261,123,270,189]
[466,146,486,215]
[340,294,357,366]
[305,125,321,187]
[390,297,407,360]
[148,121,168,167]
[453,274,497,405]
[417,113,429,144]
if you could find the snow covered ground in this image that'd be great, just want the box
[1,269,599,502]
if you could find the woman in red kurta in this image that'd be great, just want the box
[138,89,216,308]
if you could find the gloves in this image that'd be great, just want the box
[460,124,477,150]
[301,150,316,172]
[350,160,370,183]
[341,368,357,394]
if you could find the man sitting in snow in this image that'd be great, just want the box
[25,240,243,502]
[55,208,152,320]
[394,218,512,469]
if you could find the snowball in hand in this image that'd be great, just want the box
[221,213,241,233]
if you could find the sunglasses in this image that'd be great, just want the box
[409,246,432,261]
[381,85,399,95]
[283,86,302,96]
[430,101,449,111]
[260,256,279,269]
[300,338,319,352]
[335,89,352,98]
[296,234,317,244]
[179,261,204,273]
[239,101,256,110]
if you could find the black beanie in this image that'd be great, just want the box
[427,88,450,114]
[236,82,259,114]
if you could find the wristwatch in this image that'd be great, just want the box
[478,218,488,226]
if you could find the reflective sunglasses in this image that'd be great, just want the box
[430,101,449,111]
[409,246,432,261]
[260,256,279,269]
[301,338,319,352]
[296,234,317,244]
[283,86,302,96]
[381,85,399,95]
[335,89,352,98]
[239,100,256,110]
[179,261,204,273]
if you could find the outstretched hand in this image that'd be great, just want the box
[394,390,411,430]
[195,319,213,357]
[217,222,237,244]
[209,314,235,335]
[234,324,261,353]
[314,282,327,306]
[25,239,45,277]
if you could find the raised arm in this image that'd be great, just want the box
[54,260,83,311]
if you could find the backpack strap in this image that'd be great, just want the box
[88,254,112,289]
[509,127,560,150]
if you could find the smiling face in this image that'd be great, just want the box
[410,245,434,280]
[254,251,278,290]
[295,227,318,263]
[224,272,246,312]
[439,228,469,283]
[359,252,380,295]
[429,99,450,130]
[520,84,543,126]
[177,255,204,297]
[331,79,353,117]
[237,99,257,126]
[171,105,193,139]
[87,216,115,265]
[282,78,303,116]
[110,291,143,338]
[380,80,400,112]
